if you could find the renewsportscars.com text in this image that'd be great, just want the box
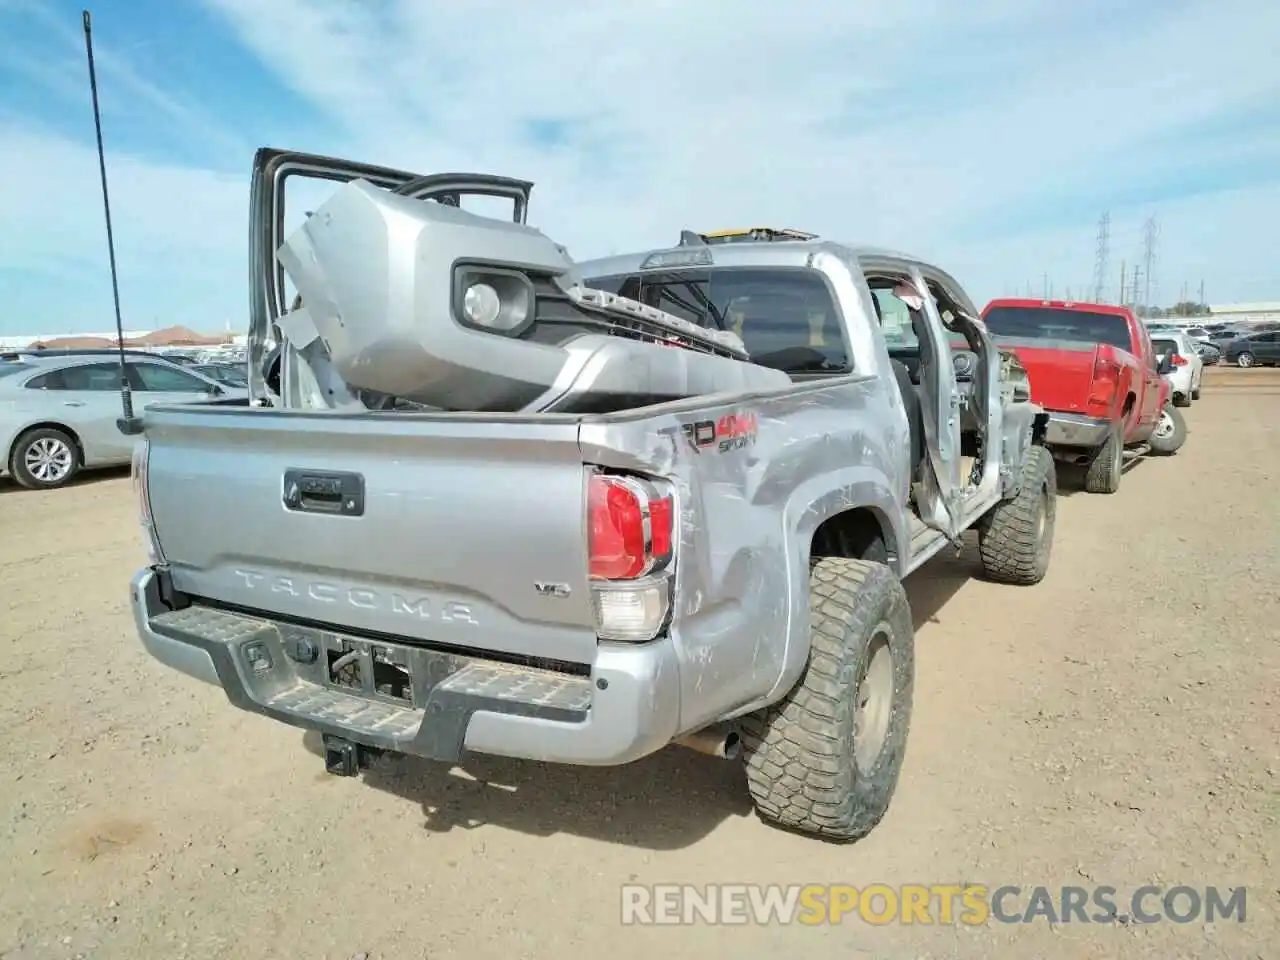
[620,884,1248,926]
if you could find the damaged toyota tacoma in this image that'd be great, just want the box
[128,149,1056,842]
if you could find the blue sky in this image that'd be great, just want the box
[1,0,1277,339]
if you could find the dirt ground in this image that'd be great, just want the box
[1,367,1277,960]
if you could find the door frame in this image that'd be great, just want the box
[860,254,962,540]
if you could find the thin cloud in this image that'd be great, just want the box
[1,0,1276,336]
[15,1,250,162]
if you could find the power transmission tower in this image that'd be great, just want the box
[1092,211,1111,302]
[1131,264,1141,312]
[1141,216,1159,311]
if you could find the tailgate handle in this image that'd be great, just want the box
[283,470,365,517]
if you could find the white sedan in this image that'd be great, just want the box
[1,351,246,490]
[1149,331,1203,408]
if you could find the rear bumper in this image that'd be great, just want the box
[131,567,680,766]
[1165,368,1194,398]
[1043,411,1112,449]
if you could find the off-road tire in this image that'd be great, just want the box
[1148,402,1187,456]
[9,427,80,490]
[977,444,1056,585]
[1083,422,1123,494]
[740,557,913,842]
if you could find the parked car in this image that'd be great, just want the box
[191,362,248,387]
[1197,341,1222,365]
[1149,331,1203,406]
[1,353,245,489]
[980,299,1182,495]
[127,147,1062,844]
[1223,331,1280,368]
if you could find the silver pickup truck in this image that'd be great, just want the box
[128,149,1055,842]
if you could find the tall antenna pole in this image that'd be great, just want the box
[82,10,140,434]
[1141,215,1159,312]
[1131,264,1141,312]
[1198,279,1205,306]
[1119,259,1126,304]
[1092,211,1111,303]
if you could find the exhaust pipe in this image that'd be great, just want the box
[673,724,742,760]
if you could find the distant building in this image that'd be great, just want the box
[1208,302,1280,323]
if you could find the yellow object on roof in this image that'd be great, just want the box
[700,227,818,242]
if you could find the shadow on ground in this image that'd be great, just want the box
[0,465,129,495]
[303,729,753,850]
[904,533,980,630]
[1054,455,1146,497]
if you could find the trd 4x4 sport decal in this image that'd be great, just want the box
[660,411,759,454]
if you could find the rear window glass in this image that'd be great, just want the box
[983,306,1132,350]
[584,267,848,373]
[1151,338,1179,355]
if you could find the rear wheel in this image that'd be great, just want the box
[740,557,913,842]
[1083,422,1123,494]
[978,444,1056,585]
[1236,351,1255,368]
[1148,403,1186,455]
[9,427,80,490]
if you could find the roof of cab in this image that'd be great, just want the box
[577,238,929,279]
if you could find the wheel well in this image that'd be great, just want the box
[1032,411,1049,445]
[1122,393,1136,416]
[8,422,84,469]
[811,507,893,565]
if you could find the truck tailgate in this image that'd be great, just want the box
[143,408,598,666]
[992,339,1099,413]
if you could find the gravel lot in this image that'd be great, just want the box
[1,367,1277,960]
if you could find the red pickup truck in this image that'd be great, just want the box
[979,299,1184,494]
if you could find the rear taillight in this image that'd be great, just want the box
[131,437,165,564]
[588,474,674,579]
[586,472,675,642]
[1086,354,1120,411]
[1170,354,1187,366]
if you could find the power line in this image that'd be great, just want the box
[1141,216,1159,310]
[1092,211,1111,303]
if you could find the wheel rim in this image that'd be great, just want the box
[1238,353,1254,368]
[854,630,894,774]
[1154,410,1175,439]
[24,437,73,483]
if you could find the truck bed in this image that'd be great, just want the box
[136,373,917,732]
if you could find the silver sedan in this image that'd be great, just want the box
[1,352,246,490]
